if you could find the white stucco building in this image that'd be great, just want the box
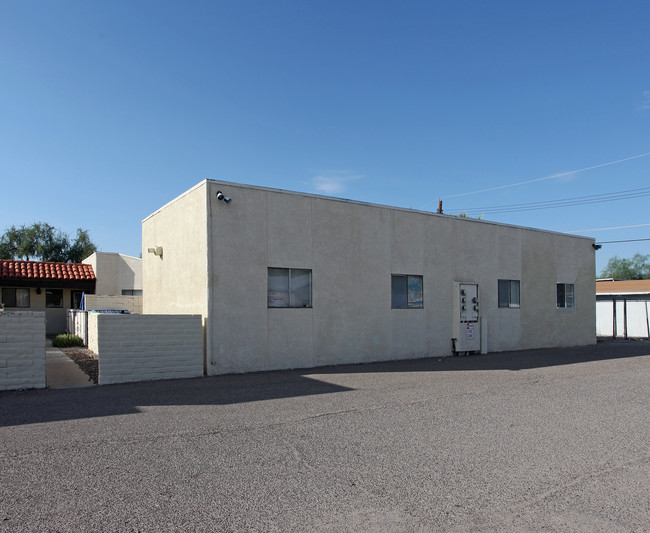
[82,252,142,296]
[143,180,596,375]
[82,252,142,313]
[596,279,650,338]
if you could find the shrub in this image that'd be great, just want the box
[52,333,85,348]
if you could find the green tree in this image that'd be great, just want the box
[0,222,97,263]
[600,253,650,280]
[67,228,97,263]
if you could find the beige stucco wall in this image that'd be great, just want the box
[83,252,142,296]
[143,180,596,375]
[142,181,209,317]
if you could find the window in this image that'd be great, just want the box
[122,289,143,296]
[46,289,63,308]
[391,275,423,309]
[1,288,30,308]
[71,291,84,310]
[498,280,520,308]
[267,268,312,308]
[556,283,575,308]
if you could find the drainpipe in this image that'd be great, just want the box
[205,183,213,376]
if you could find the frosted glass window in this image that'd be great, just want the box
[16,288,30,307]
[268,268,311,308]
[290,269,312,308]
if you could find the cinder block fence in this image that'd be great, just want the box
[0,311,46,390]
[88,313,203,385]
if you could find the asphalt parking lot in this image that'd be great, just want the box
[1,341,649,532]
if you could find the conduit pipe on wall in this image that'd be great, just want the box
[481,317,488,354]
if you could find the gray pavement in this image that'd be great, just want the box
[1,340,649,532]
[45,340,95,389]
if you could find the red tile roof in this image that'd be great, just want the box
[0,260,96,282]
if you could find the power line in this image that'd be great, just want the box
[424,151,650,207]
[596,238,650,244]
[446,187,650,215]
[568,223,650,233]
[448,186,650,213]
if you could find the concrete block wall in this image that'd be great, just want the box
[0,311,46,390]
[88,314,203,385]
[84,295,143,314]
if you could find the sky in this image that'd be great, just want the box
[1,1,649,275]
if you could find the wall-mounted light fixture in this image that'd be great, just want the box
[216,191,232,204]
[593,243,602,250]
[147,246,163,258]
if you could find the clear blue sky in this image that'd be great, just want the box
[2,1,649,274]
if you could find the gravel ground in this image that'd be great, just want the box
[62,347,99,384]
[1,341,649,532]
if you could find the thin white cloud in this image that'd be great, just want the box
[556,171,579,183]
[640,90,650,111]
[311,173,362,195]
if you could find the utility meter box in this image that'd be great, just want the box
[452,282,481,353]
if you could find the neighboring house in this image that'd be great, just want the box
[596,278,650,338]
[0,260,96,335]
[82,252,142,313]
[143,179,597,375]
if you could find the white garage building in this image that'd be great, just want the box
[596,279,650,339]
[143,180,596,375]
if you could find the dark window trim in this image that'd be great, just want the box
[556,283,576,308]
[498,279,520,308]
[46,288,64,308]
[1,287,30,308]
[391,274,424,309]
[121,289,143,296]
[71,290,84,310]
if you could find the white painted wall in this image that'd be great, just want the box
[627,301,650,337]
[0,311,46,390]
[596,298,650,338]
[143,180,597,375]
[83,252,142,296]
[142,182,208,317]
[596,300,614,337]
[68,310,88,345]
[88,313,203,385]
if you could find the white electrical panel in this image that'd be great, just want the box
[452,282,481,353]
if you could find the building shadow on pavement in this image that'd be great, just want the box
[1,340,648,427]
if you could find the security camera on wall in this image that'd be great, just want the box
[216,191,232,204]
